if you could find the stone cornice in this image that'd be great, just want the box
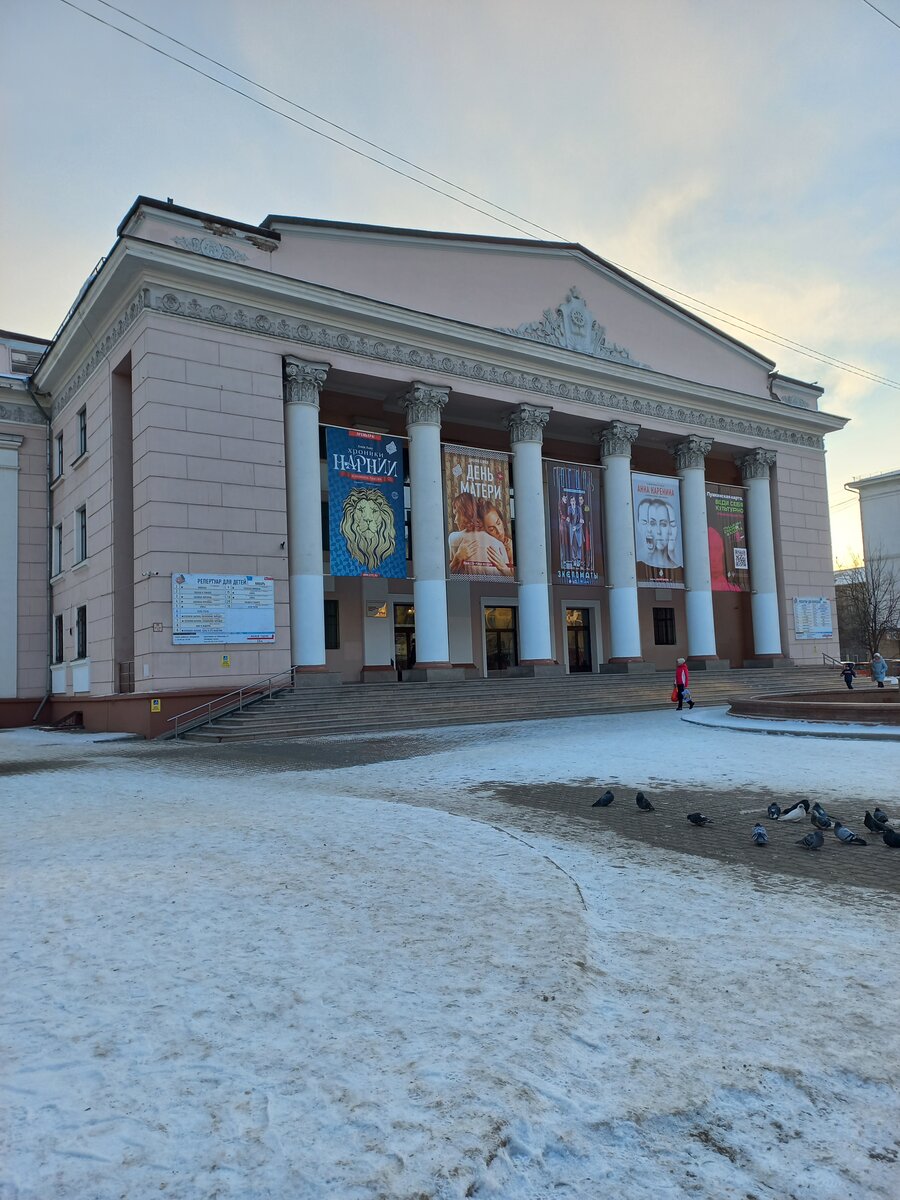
[507,403,551,444]
[45,276,838,450]
[0,397,47,426]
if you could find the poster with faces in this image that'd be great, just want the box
[631,473,685,589]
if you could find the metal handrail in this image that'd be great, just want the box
[166,665,297,739]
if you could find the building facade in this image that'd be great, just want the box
[0,198,848,733]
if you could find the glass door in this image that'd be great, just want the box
[566,607,593,672]
[394,604,416,673]
[484,606,519,671]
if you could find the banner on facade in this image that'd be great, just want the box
[632,472,684,588]
[547,462,603,584]
[705,483,751,592]
[326,427,407,577]
[171,573,275,644]
[443,445,515,580]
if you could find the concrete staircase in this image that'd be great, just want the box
[179,665,838,743]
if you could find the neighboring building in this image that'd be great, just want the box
[0,197,848,733]
[835,469,900,665]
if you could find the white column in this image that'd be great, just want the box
[672,435,718,659]
[739,448,783,657]
[402,383,451,666]
[283,357,329,667]
[507,404,554,663]
[0,435,23,696]
[597,421,642,661]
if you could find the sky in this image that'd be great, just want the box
[2,0,898,562]
[3,714,898,1197]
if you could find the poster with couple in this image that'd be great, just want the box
[632,472,685,588]
[443,445,515,581]
[547,462,603,584]
[705,484,751,591]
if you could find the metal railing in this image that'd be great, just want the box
[166,666,297,739]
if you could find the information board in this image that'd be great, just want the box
[792,596,834,640]
[172,573,276,645]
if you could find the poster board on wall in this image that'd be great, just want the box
[547,462,603,585]
[172,574,275,645]
[705,484,751,592]
[793,597,834,640]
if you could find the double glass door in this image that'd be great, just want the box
[566,608,593,672]
[484,606,518,671]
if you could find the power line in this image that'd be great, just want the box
[56,0,900,391]
[859,0,900,32]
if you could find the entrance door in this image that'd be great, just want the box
[394,604,416,673]
[484,606,518,672]
[566,608,593,672]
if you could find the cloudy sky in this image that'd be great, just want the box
[3,0,898,560]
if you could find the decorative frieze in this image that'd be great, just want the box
[283,358,329,408]
[738,447,777,480]
[402,382,449,426]
[173,235,249,264]
[500,286,644,367]
[507,403,550,444]
[47,284,826,449]
[0,400,46,426]
[672,435,713,472]
[596,420,640,459]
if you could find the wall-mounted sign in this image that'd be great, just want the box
[171,574,275,645]
[221,654,231,668]
[326,428,407,577]
[793,597,834,640]
[366,603,388,618]
[150,698,161,713]
[632,473,684,589]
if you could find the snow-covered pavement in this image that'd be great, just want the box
[2,715,898,1199]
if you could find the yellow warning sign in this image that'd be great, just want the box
[150,698,161,713]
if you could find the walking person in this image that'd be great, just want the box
[871,652,887,688]
[674,657,693,711]
[841,662,857,690]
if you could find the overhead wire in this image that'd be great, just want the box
[56,0,900,391]
[859,0,900,32]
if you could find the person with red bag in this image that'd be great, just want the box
[674,657,694,711]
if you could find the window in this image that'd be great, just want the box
[53,614,64,664]
[53,523,63,576]
[75,506,87,562]
[54,432,63,478]
[77,407,87,458]
[75,606,87,660]
[324,599,340,649]
[653,607,677,646]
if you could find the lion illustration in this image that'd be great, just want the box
[339,488,397,571]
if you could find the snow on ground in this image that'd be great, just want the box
[2,713,898,1199]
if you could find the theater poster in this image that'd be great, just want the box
[547,462,603,584]
[706,483,750,592]
[443,445,515,581]
[326,427,407,577]
[632,472,685,589]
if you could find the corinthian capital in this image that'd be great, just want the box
[738,447,777,481]
[402,382,450,427]
[506,403,551,445]
[283,357,330,408]
[672,435,713,472]
[595,420,640,459]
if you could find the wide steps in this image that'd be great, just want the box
[180,667,834,742]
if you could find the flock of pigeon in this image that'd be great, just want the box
[591,790,900,851]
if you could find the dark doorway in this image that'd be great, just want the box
[566,608,593,672]
[394,604,416,674]
[485,606,518,671]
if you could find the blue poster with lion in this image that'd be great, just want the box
[326,427,407,577]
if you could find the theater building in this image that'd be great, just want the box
[0,197,847,732]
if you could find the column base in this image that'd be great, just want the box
[688,657,731,672]
[600,660,657,674]
[742,655,787,669]
[291,668,343,688]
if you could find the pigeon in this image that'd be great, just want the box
[751,823,768,846]
[635,791,655,811]
[873,807,892,827]
[767,803,781,820]
[810,810,833,831]
[796,830,824,850]
[778,800,810,822]
[592,790,614,808]
[882,828,900,848]
[687,812,711,826]
[812,802,834,822]
[833,822,867,846]
[864,810,889,835]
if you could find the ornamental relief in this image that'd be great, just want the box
[499,286,645,368]
[49,284,824,449]
[173,235,249,264]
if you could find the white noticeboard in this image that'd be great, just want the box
[793,596,833,640]
[172,573,276,645]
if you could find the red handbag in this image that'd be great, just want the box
[670,686,679,702]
